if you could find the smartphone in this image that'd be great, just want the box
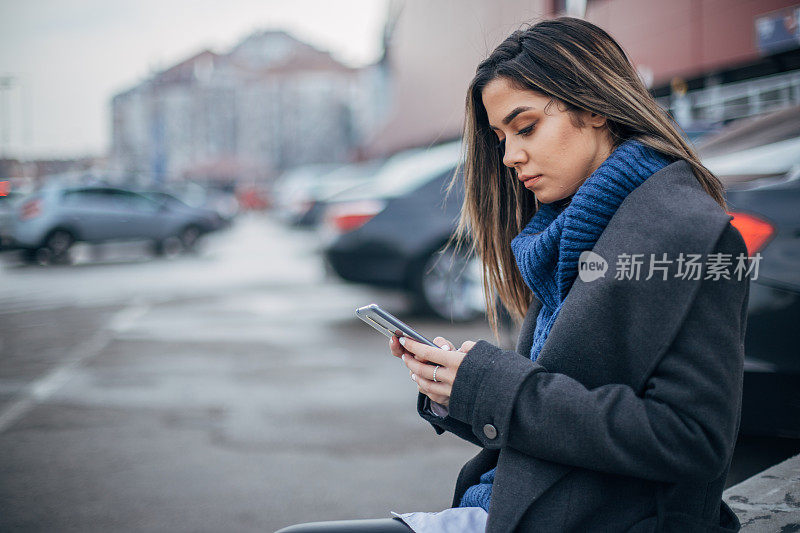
[355,304,438,348]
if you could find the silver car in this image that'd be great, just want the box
[11,185,221,264]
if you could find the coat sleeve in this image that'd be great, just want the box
[417,390,485,448]
[445,224,750,483]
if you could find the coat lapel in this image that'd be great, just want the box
[528,160,734,391]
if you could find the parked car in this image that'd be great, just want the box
[270,163,341,224]
[699,105,800,438]
[322,141,485,322]
[288,160,385,228]
[0,190,24,250]
[11,185,225,264]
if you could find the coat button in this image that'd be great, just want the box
[483,424,497,440]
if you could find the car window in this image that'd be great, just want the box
[61,188,114,206]
[109,190,160,212]
[61,188,160,212]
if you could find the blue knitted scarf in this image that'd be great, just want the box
[458,139,672,512]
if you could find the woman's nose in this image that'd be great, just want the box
[502,140,526,168]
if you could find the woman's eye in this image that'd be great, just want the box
[516,123,536,137]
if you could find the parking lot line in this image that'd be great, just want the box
[0,301,150,433]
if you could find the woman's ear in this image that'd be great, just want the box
[575,108,607,129]
[586,112,607,128]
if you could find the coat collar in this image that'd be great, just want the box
[515,159,733,391]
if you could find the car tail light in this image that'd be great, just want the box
[20,198,42,221]
[727,211,775,255]
[325,200,386,234]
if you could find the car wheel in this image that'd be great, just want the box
[179,226,201,253]
[37,229,74,265]
[415,246,485,322]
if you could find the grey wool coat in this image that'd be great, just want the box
[417,160,750,532]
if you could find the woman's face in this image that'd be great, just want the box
[481,77,613,204]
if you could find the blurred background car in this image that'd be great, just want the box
[0,189,24,251]
[699,105,800,438]
[10,185,227,264]
[270,163,342,225]
[282,160,386,228]
[321,140,485,322]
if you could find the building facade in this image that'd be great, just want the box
[110,31,384,187]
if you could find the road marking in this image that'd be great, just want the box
[0,301,150,434]
[108,302,151,332]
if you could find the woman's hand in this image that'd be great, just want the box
[389,335,476,407]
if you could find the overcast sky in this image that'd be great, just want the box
[0,0,389,159]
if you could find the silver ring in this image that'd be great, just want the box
[432,365,440,382]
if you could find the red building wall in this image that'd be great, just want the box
[583,0,798,86]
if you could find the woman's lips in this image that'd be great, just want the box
[522,175,542,187]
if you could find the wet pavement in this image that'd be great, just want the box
[0,214,494,532]
[0,213,798,532]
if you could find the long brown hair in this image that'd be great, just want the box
[449,17,727,339]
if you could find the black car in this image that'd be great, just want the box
[700,105,800,438]
[322,141,484,322]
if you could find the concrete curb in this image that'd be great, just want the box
[723,453,800,531]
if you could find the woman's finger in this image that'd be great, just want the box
[389,335,405,358]
[432,336,454,351]
[459,340,476,353]
[405,354,451,384]
[399,337,457,366]
[413,373,451,405]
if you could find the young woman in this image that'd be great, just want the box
[278,16,749,533]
